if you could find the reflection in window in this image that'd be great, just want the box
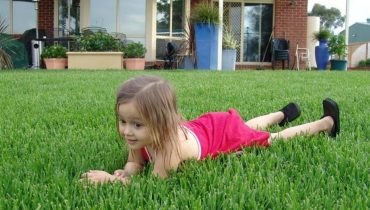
[58,0,80,36]
[0,0,9,33]
[120,0,146,42]
[90,0,116,32]
[156,0,184,37]
[243,3,272,62]
[156,0,185,59]
[13,1,36,34]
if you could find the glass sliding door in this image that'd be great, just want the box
[243,3,272,62]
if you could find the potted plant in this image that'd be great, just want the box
[67,31,123,69]
[328,34,347,71]
[41,44,67,69]
[222,26,239,71]
[313,28,331,70]
[122,42,146,70]
[178,17,196,70]
[192,1,220,70]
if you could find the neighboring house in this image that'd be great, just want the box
[340,19,370,67]
[1,0,308,69]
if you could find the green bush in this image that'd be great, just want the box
[78,31,121,52]
[328,34,347,60]
[41,45,67,59]
[191,2,219,24]
[313,28,331,41]
[357,58,370,67]
[122,42,146,58]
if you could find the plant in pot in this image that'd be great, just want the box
[222,26,239,71]
[122,42,146,70]
[313,28,331,70]
[67,31,124,70]
[328,34,347,71]
[41,44,67,69]
[177,17,196,69]
[192,1,220,70]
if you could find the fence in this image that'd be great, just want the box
[348,42,370,68]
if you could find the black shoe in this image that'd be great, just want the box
[321,98,340,137]
[279,102,301,127]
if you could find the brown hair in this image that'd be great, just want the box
[116,75,182,165]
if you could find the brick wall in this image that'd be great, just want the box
[38,0,54,37]
[274,0,308,69]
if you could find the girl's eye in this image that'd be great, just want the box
[134,123,143,128]
[120,120,126,124]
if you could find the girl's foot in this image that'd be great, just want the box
[322,98,340,137]
[279,102,301,126]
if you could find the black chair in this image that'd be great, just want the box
[163,42,178,69]
[271,38,290,70]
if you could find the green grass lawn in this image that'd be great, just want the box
[0,70,369,209]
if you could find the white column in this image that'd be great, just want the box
[345,0,349,71]
[217,0,223,70]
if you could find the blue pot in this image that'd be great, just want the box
[178,55,194,70]
[315,39,329,70]
[194,23,219,70]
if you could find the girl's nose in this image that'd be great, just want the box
[123,125,133,136]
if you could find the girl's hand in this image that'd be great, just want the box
[80,170,116,185]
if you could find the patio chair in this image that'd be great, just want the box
[163,42,178,69]
[295,43,311,71]
[271,38,290,70]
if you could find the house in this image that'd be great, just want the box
[340,19,370,68]
[342,19,370,44]
[1,0,308,69]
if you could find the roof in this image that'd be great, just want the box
[341,21,370,43]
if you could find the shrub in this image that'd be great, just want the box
[191,2,219,24]
[78,31,121,52]
[328,34,347,60]
[41,45,67,59]
[223,26,239,49]
[122,42,146,58]
[313,29,331,41]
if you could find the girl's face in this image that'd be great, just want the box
[117,101,152,150]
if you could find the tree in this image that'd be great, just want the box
[308,3,345,32]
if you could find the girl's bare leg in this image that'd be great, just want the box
[269,116,334,142]
[245,111,284,130]
[246,102,301,130]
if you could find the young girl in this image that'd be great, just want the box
[81,75,340,184]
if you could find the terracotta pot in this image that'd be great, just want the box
[44,58,67,69]
[125,58,145,70]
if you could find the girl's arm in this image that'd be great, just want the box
[114,149,144,178]
[152,145,182,179]
[81,149,144,185]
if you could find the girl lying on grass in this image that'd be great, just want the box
[81,75,340,184]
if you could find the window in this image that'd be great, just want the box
[89,0,116,32]
[0,0,36,34]
[119,0,146,43]
[243,3,273,62]
[0,0,9,33]
[156,0,186,58]
[58,0,80,37]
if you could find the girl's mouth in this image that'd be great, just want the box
[127,139,137,145]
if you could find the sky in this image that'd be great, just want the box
[308,0,370,33]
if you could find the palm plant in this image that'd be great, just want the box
[0,17,13,69]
